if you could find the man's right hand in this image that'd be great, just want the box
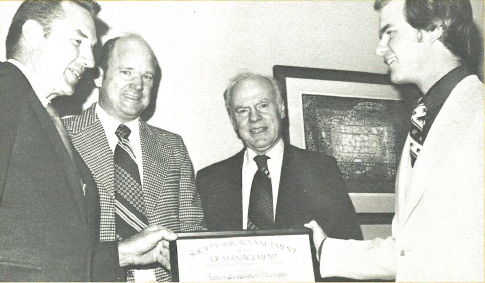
[118,225,177,269]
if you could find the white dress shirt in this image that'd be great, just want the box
[96,104,144,185]
[242,138,284,230]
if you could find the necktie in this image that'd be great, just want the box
[248,155,274,229]
[409,98,427,167]
[114,124,149,241]
[46,103,75,162]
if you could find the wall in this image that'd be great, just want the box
[1,0,483,172]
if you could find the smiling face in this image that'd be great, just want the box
[97,36,157,123]
[375,1,429,86]
[33,1,96,99]
[230,78,285,155]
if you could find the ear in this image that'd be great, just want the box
[21,20,45,50]
[429,25,443,43]
[94,67,104,88]
[279,102,286,119]
[229,115,238,132]
[419,25,443,44]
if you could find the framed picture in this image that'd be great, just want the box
[273,65,416,239]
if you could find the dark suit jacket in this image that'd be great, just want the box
[196,144,362,240]
[0,62,118,282]
[0,62,100,281]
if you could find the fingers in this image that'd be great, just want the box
[155,241,172,270]
[304,220,320,229]
[145,225,178,242]
[304,220,327,250]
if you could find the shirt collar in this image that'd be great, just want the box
[246,138,285,164]
[422,65,471,112]
[8,59,50,107]
[96,103,140,147]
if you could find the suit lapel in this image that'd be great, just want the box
[229,150,245,229]
[25,85,87,225]
[66,104,115,240]
[399,77,474,229]
[69,105,115,196]
[139,122,170,224]
[275,145,302,228]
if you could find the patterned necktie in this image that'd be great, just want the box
[114,124,149,241]
[409,98,427,167]
[248,155,274,230]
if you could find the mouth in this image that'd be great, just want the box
[68,68,82,79]
[123,93,142,101]
[250,127,268,134]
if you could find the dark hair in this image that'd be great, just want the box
[98,34,162,91]
[6,0,101,59]
[223,72,284,124]
[374,0,478,64]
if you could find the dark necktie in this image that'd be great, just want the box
[409,98,427,167]
[248,155,274,229]
[114,124,149,241]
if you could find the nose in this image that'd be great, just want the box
[248,108,262,122]
[130,76,143,91]
[375,38,388,56]
[80,48,95,69]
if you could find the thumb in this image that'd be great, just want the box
[304,220,326,248]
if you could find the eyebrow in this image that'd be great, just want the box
[75,28,97,47]
[379,24,391,39]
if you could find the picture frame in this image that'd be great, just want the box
[170,229,316,282]
[273,65,416,239]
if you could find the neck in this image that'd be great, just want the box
[416,50,462,94]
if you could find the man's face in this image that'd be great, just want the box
[97,37,156,123]
[33,1,96,98]
[375,1,428,85]
[231,78,285,155]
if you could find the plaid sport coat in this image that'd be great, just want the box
[63,103,206,281]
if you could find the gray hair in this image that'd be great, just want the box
[223,72,284,124]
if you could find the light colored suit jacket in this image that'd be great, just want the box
[319,75,484,282]
[63,103,206,280]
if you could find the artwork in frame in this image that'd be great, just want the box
[273,65,417,239]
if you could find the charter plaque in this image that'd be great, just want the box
[170,229,316,282]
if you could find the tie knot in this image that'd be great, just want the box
[116,124,131,140]
[254,155,270,171]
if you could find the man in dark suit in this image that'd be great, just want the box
[196,72,362,240]
[63,34,206,282]
[0,2,176,281]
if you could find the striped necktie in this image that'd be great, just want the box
[247,155,274,230]
[409,98,427,167]
[114,124,149,240]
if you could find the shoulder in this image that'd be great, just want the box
[62,103,97,134]
[197,150,244,178]
[142,122,183,143]
[286,144,338,166]
[0,62,31,97]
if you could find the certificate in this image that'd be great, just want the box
[170,229,316,282]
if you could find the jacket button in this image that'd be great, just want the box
[400,250,405,256]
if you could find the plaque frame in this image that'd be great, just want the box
[170,229,317,282]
